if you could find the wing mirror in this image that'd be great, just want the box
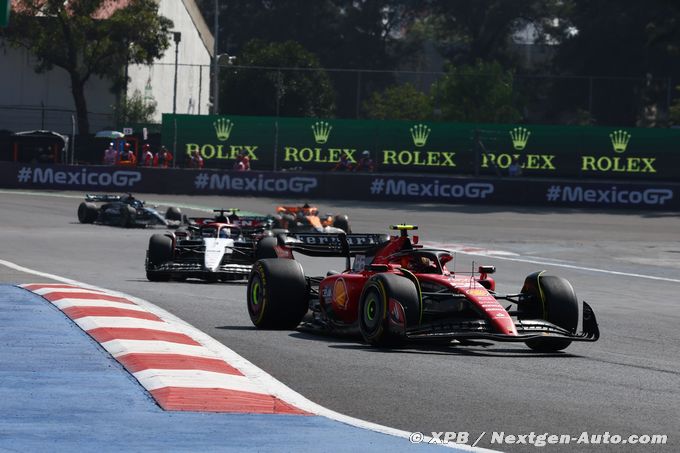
[478,265,496,275]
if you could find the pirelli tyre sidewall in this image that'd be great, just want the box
[120,205,136,228]
[255,236,278,260]
[247,259,308,329]
[146,234,173,282]
[332,214,351,233]
[520,271,579,352]
[359,272,420,347]
[77,202,98,224]
[165,206,182,221]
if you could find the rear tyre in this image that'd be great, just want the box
[359,273,420,347]
[77,202,98,224]
[165,206,182,221]
[520,271,579,352]
[146,234,173,282]
[333,214,351,233]
[247,259,308,329]
[255,236,278,260]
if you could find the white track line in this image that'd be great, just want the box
[446,249,680,284]
[0,258,494,452]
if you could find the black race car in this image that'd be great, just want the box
[77,194,182,228]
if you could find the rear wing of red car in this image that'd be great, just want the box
[285,233,390,257]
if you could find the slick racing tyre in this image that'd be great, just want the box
[332,214,351,233]
[146,234,173,282]
[359,273,420,347]
[247,259,308,329]
[77,202,98,224]
[165,206,182,221]
[255,236,278,260]
[119,205,136,228]
[519,271,579,352]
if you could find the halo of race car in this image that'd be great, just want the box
[76,195,600,351]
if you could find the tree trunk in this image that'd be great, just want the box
[69,73,90,135]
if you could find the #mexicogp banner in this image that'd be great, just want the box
[2,162,678,211]
[162,114,680,180]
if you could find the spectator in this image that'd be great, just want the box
[188,149,205,169]
[508,156,522,177]
[155,145,173,168]
[103,142,117,165]
[118,143,136,165]
[354,150,375,172]
[233,150,250,171]
[140,144,153,166]
[331,153,351,171]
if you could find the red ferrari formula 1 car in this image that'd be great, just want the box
[247,225,599,351]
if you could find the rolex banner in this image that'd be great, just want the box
[162,114,680,180]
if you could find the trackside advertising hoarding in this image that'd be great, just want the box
[2,162,678,210]
[162,114,680,180]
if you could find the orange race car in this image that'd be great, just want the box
[272,203,351,233]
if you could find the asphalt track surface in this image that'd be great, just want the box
[1,190,678,452]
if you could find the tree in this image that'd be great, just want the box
[363,83,432,120]
[113,89,157,125]
[422,0,560,67]
[543,1,680,126]
[1,0,172,134]
[220,40,335,117]
[431,60,521,123]
[196,0,425,117]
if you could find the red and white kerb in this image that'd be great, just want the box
[21,283,308,415]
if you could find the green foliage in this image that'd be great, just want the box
[424,0,561,67]
[220,40,335,117]
[199,0,418,70]
[432,60,521,123]
[669,86,680,127]
[363,83,432,121]
[543,1,680,126]
[198,0,423,117]
[1,0,173,134]
[114,89,157,126]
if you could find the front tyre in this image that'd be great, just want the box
[359,273,420,347]
[146,234,173,282]
[520,271,579,352]
[247,259,308,329]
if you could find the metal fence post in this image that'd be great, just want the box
[355,70,362,119]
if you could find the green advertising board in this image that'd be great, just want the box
[0,0,10,27]
[162,114,680,180]
[163,114,276,170]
